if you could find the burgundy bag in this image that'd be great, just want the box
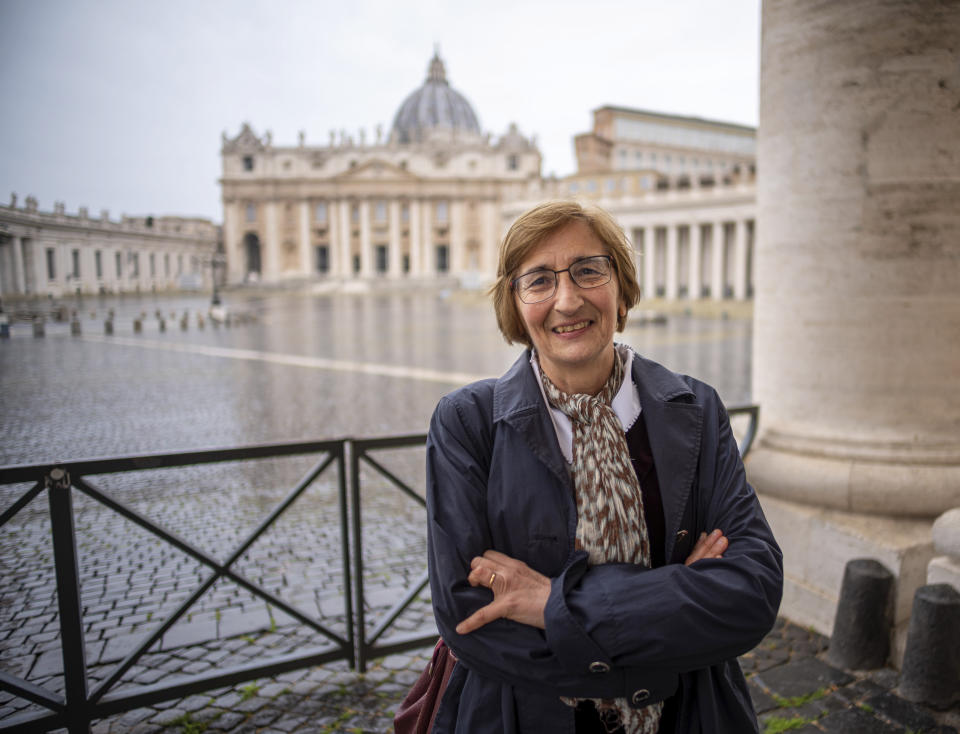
[394,639,458,733]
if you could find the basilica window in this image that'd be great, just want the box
[149,253,156,277]
[314,201,328,223]
[435,201,449,223]
[436,245,449,273]
[507,154,518,171]
[351,204,360,223]
[95,251,103,279]
[375,201,387,223]
[115,252,123,277]
[243,156,254,171]
[71,249,80,279]
[245,204,256,223]
[46,248,56,280]
[401,204,409,222]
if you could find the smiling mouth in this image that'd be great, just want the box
[553,320,590,334]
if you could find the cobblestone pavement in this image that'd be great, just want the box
[7,292,938,733]
[8,619,948,733]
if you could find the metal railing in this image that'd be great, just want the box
[0,404,758,733]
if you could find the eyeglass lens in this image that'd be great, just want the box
[515,256,612,303]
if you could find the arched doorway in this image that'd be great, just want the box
[243,232,261,280]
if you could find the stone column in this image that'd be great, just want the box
[299,201,312,276]
[641,228,655,300]
[421,200,434,274]
[733,219,748,300]
[709,222,723,300]
[750,0,960,658]
[263,201,279,282]
[337,199,352,277]
[359,199,372,277]
[10,235,25,294]
[665,224,679,300]
[388,200,402,278]
[688,222,702,300]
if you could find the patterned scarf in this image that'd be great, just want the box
[540,349,662,734]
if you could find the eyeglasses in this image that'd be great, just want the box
[511,255,615,304]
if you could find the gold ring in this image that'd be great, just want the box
[489,572,497,587]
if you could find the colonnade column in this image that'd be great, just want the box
[420,200,434,275]
[688,223,702,300]
[750,0,960,653]
[263,202,280,281]
[665,224,679,300]
[641,228,655,300]
[409,199,422,276]
[11,235,25,294]
[388,200,402,278]
[337,200,352,277]
[710,222,723,301]
[359,200,372,277]
[298,201,312,276]
[733,219,748,300]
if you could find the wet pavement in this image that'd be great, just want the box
[2,289,954,732]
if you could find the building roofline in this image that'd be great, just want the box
[595,105,756,134]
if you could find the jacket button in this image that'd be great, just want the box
[631,689,650,705]
[588,661,610,674]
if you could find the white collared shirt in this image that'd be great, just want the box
[529,343,643,464]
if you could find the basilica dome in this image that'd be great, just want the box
[391,52,481,144]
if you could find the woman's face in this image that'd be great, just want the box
[514,220,624,395]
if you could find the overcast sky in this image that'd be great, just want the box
[0,0,760,222]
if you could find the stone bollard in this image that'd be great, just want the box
[70,317,82,336]
[899,583,960,708]
[104,319,114,335]
[33,317,45,338]
[133,318,142,333]
[927,508,960,589]
[827,558,894,670]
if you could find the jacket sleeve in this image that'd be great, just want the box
[427,392,675,700]
[543,390,783,675]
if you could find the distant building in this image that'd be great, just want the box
[220,51,541,286]
[503,106,757,300]
[0,194,218,298]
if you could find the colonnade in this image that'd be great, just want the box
[629,217,754,301]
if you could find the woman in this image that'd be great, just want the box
[425,201,782,733]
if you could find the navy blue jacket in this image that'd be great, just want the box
[426,351,783,733]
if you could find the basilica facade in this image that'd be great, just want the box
[219,52,540,287]
[221,52,757,301]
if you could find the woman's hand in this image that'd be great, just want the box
[456,550,551,634]
[685,528,728,565]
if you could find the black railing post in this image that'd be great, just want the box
[338,443,355,669]
[349,441,368,672]
[46,467,91,733]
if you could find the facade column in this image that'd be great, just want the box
[710,222,724,300]
[750,0,960,655]
[688,222,702,300]
[421,200,434,274]
[450,199,466,276]
[337,199,352,277]
[263,201,280,282]
[479,199,498,280]
[733,219,748,300]
[298,201,312,276]
[359,199,372,277]
[409,199,422,276]
[641,227,655,300]
[665,223,679,300]
[388,200,402,278]
[10,235,25,294]
[222,201,240,284]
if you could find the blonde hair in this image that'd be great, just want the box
[490,200,640,346]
